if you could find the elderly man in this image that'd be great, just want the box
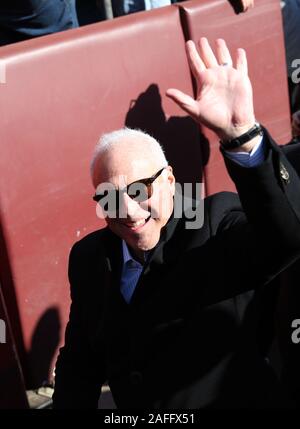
[53,38,300,408]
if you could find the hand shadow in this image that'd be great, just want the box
[125,84,210,197]
[227,0,244,14]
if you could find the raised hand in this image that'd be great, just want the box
[166,38,256,143]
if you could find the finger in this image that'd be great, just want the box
[246,0,255,9]
[215,39,233,67]
[236,48,248,75]
[241,0,249,11]
[198,37,218,68]
[186,40,206,79]
[166,88,198,117]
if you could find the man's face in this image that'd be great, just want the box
[93,139,175,259]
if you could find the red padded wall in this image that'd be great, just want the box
[0,1,291,404]
[0,5,202,392]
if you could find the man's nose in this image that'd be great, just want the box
[119,192,144,219]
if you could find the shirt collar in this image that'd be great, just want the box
[122,240,150,265]
[122,240,135,264]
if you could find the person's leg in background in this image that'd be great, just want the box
[0,0,79,46]
[66,0,79,27]
[111,0,145,16]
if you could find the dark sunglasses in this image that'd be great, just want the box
[93,167,166,213]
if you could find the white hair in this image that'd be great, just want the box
[90,128,168,179]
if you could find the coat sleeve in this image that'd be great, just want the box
[179,129,300,306]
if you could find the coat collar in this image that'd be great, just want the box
[102,195,199,306]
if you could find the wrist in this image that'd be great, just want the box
[218,118,256,141]
[225,134,262,153]
[219,121,263,152]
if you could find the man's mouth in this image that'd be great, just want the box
[123,216,151,231]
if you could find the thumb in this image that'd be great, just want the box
[166,88,198,118]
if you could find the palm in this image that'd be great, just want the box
[193,67,253,135]
[166,38,255,140]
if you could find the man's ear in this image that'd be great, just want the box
[165,165,176,196]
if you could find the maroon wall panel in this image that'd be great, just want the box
[179,0,291,195]
[0,5,203,393]
[0,1,291,404]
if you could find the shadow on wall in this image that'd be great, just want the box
[0,217,60,398]
[27,307,61,389]
[125,84,210,193]
[0,217,29,385]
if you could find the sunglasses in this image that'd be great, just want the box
[93,167,166,213]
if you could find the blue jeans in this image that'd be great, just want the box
[0,0,78,46]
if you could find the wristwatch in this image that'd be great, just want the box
[220,122,263,150]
